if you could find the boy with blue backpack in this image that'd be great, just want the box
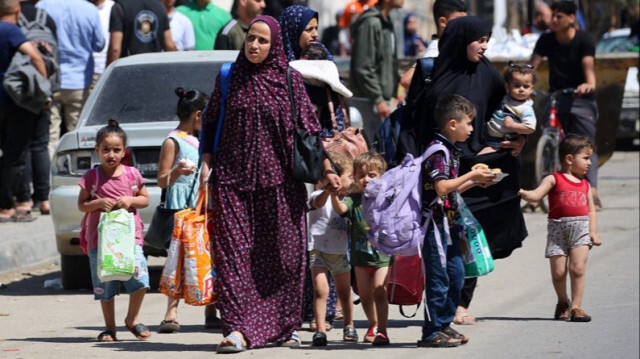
[417,94,496,348]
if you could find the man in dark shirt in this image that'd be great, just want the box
[530,0,601,209]
[106,0,176,66]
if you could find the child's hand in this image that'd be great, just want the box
[503,115,516,129]
[326,172,342,193]
[99,198,116,212]
[472,168,496,186]
[115,196,133,210]
[518,189,533,202]
[591,232,602,246]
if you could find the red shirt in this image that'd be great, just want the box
[548,172,589,219]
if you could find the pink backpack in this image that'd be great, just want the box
[363,144,449,257]
[79,166,138,254]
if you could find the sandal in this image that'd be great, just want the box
[217,333,247,353]
[363,324,377,343]
[569,307,592,322]
[593,197,603,212]
[442,326,469,344]
[97,330,117,342]
[13,209,36,223]
[312,331,327,347]
[417,331,461,348]
[521,203,539,213]
[372,332,390,346]
[125,322,151,340]
[158,319,180,333]
[334,309,344,321]
[280,331,301,348]
[554,301,571,320]
[343,326,358,342]
[453,311,475,325]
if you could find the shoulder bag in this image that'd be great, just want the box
[287,66,324,183]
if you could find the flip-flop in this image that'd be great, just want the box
[97,330,117,342]
[216,333,247,353]
[14,209,36,222]
[158,319,180,333]
[125,323,151,340]
[280,331,301,348]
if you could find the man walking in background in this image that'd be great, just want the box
[36,0,104,157]
[214,0,265,50]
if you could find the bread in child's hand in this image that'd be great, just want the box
[472,163,490,171]
[490,168,502,174]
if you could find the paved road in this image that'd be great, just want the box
[0,152,638,359]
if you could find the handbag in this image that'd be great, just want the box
[455,194,495,278]
[144,178,197,249]
[319,87,368,159]
[287,66,324,183]
[145,62,234,249]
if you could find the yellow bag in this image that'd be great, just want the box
[158,209,190,298]
[180,187,217,306]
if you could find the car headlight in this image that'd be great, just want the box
[52,150,94,176]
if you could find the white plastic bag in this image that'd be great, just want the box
[97,209,136,282]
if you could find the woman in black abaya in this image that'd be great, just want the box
[423,16,528,324]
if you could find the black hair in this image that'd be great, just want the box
[550,1,577,15]
[504,61,537,84]
[96,118,127,146]
[300,43,327,60]
[559,133,594,161]
[434,94,477,130]
[433,0,468,25]
[175,87,209,121]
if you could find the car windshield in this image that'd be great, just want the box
[86,62,222,125]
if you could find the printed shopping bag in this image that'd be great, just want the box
[456,194,495,278]
[159,209,191,298]
[97,209,136,282]
[181,187,218,306]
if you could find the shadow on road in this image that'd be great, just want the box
[477,316,555,322]
[0,266,165,296]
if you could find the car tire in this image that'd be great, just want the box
[61,254,92,290]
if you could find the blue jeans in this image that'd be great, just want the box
[421,222,465,340]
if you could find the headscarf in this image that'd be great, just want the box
[202,15,320,190]
[426,16,505,155]
[279,5,333,62]
[280,5,346,137]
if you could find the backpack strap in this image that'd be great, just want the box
[18,13,29,28]
[417,143,450,268]
[122,165,139,195]
[213,62,234,154]
[36,8,47,27]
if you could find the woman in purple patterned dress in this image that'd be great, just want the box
[201,16,340,353]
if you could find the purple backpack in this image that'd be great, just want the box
[363,144,449,256]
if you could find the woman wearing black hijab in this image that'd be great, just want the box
[423,16,528,325]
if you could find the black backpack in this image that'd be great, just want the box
[18,9,60,92]
[372,57,435,166]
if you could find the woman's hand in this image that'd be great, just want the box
[500,135,526,157]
